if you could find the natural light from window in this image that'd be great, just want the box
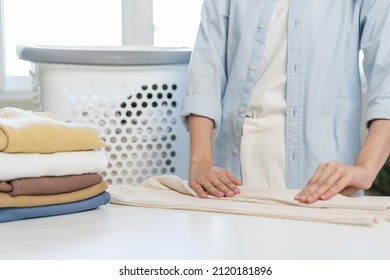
[4,0,122,76]
[153,0,203,48]
[3,0,203,77]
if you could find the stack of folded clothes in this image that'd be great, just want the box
[0,107,110,222]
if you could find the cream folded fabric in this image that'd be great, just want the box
[0,180,107,208]
[109,175,390,227]
[0,150,108,181]
[0,107,105,153]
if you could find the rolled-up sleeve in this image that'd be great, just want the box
[360,0,390,126]
[180,0,230,131]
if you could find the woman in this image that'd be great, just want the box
[180,0,390,203]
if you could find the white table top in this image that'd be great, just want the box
[1,203,389,260]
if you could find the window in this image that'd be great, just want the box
[153,0,203,47]
[0,0,203,93]
[3,0,121,77]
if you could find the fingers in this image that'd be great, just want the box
[190,183,209,199]
[295,161,350,203]
[295,161,374,203]
[339,186,360,196]
[226,170,242,194]
[203,178,233,197]
[189,167,241,198]
[317,173,352,200]
[296,161,348,203]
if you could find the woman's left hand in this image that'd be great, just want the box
[294,160,377,203]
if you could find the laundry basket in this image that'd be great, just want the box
[17,45,192,185]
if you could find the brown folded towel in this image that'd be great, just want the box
[0,173,103,196]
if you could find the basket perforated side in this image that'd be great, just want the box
[35,63,190,185]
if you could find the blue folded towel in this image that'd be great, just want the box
[0,191,110,223]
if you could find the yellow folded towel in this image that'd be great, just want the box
[0,107,105,153]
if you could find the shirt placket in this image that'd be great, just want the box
[286,0,304,188]
[233,1,277,178]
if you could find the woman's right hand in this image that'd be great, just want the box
[189,162,242,199]
[187,114,241,198]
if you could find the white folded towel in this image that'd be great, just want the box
[109,175,390,227]
[0,150,108,181]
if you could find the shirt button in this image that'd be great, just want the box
[233,148,239,154]
[258,22,265,29]
[239,107,245,113]
[248,64,254,71]
[292,152,297,160]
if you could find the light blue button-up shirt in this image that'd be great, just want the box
[181,0,390,189]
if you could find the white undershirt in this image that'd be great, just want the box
[240,0,289,189]
[247,0,289,123]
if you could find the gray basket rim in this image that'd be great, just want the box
[16,44,192,66]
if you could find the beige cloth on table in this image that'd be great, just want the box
[109,175,390,227]
[0,107,105,153]
[0,180,107,208]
